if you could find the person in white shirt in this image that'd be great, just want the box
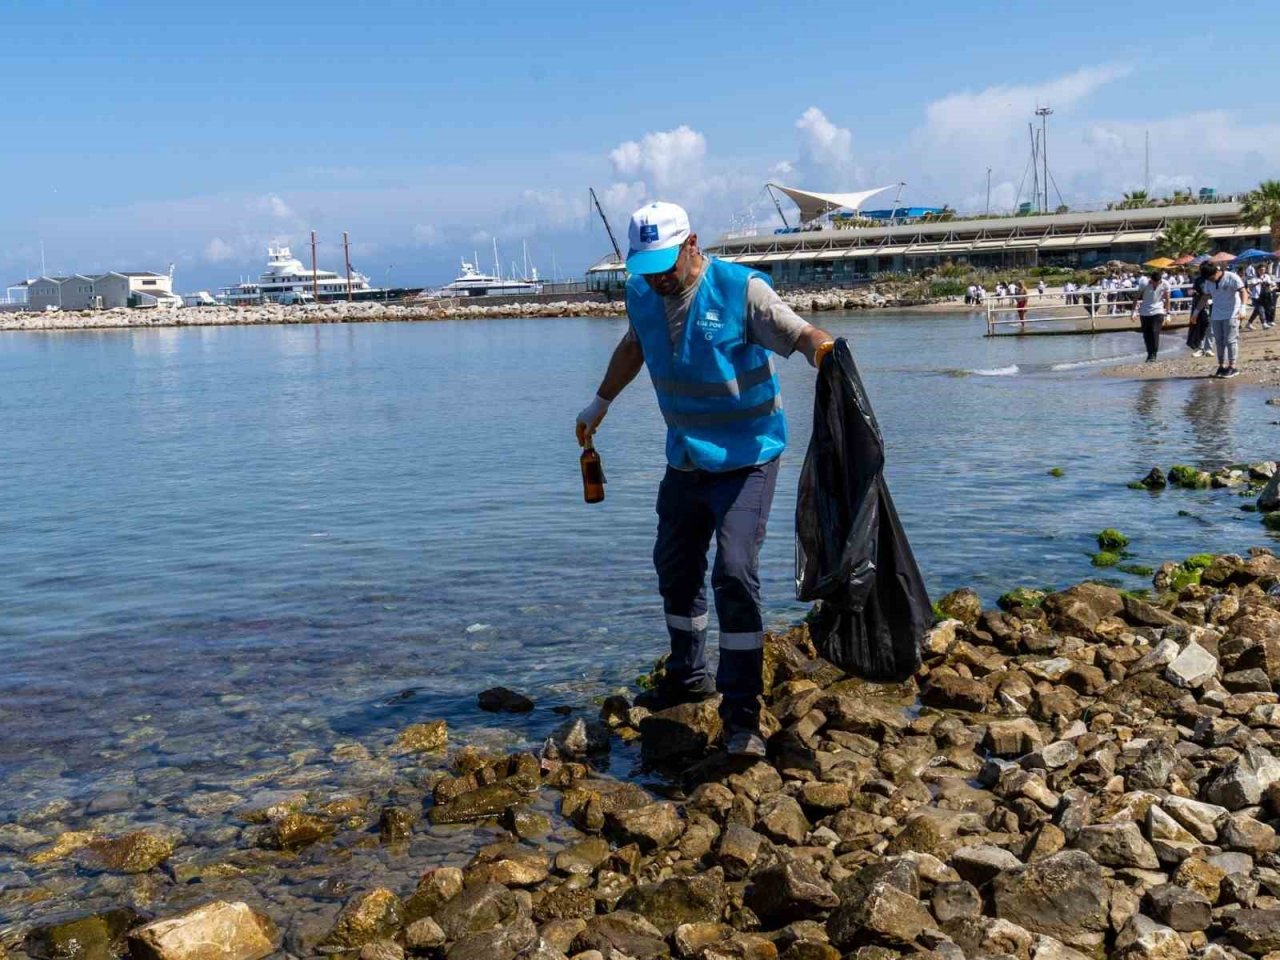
[1131,268,1172,362]
[1246,270,1265,329]
[1191,262,1248,378]
[966,284,977,305]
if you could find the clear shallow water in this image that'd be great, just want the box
[0,312,1276,923]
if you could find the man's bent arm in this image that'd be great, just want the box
[795,324,836,367]
[596,334,645,401]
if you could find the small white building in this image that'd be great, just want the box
[18,271,180,310]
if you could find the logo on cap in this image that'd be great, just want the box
[639,223,659,243]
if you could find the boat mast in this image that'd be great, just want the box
[589,187,622,262]
[343,231,353,302]
[310,231,319,300]
[493,238,501,281]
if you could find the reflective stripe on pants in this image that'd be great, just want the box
[653,458,779,723]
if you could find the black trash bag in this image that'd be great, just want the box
[795,338,930,680]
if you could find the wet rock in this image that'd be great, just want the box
[605,802,684,852]
[1140,467,1167,489]
[991,851,1109,948]
[555,837,611,876]
[428,784,523,824]
[403,918,446,952]
[127,901,278,960]
[1220,908,1280,954]
[617,875,728,935]
[359,941,404,960]
[572,912,671,960]
[1202,746,1280,809]
[827,882,931,948]
[1073,821,1159,869]
[403,866,464,923]
[25,908,143,960]
[321,889,405,952]
[533,880,596,922]
[433,883,519,941]
[538,921,586,955]
[397,719,449,752]
[745,860,838,925]
[640,700,723,763]
[259,812,334,850]
[562,780,649,832]
[465,842,549,887]
[983,718,1044,757]
[549,718,610,758]
[446,918,537,960]
[1114,915,1187,960]
[937,588,982,626]
[378,805,418,842]
[82,830,177,874]
[478,687,535,713]
[673,922,732,959]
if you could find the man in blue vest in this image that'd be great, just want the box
[576,201,834,756]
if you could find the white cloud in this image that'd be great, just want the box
[204,237,236,262]
[609,125,707,197]
[412,223,440,245]
[794,107,856,186]
[255,193,295,220]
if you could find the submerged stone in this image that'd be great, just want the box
[127,901,278,960]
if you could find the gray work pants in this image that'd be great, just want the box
[1210,314,1239,367]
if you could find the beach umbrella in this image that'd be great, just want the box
[1209,251,1236,263]
[1189,254,1210,266]
[1144,257,1176,268]
[1232,247,1279,263]
[1173,254,1196,265]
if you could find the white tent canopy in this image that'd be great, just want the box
[768,182,902,224]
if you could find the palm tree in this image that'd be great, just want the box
[1240,179,1280,251]
[1154,219,1211,259]
[1121,190,1150,210]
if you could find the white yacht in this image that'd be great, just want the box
[432,259,543,298]
[218,247,375,305]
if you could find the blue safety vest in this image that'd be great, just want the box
[627,258,788,472]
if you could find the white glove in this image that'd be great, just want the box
[576,395,611,446]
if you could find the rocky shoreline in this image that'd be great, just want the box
[0,285,958,333]
[5,537,1280,960]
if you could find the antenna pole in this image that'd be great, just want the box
[343,231,353,302]
[589,187,623,262]
[311,230,319,300]
[1036,106,1053,213]
[986,168,992,216]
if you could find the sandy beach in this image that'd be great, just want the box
[1106,322,1280,388]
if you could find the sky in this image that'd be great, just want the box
[3,0,1278,293]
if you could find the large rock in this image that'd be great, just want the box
[1202,746,1280,809]
[937,588,982,626]
[951,845,1022,887]
[745,860,838,925]
[25,909,143,960]
[1165,642,1218,689]
[478,687,534,713]
[1257,473,1280,511]
[128,902,278,960]
[756,795,810,846]
[446,918,537,960]
[572,913,670,960]
[617,875,728,935]
[1114,915,1187,960]
[1072,822,1159,869]
[715,823,765,880]
[549,718,610,758]
[259,812,334,850]
[428,784,523,824]
[605,802,684,852]
[921,673,991,712]
[1041,584,1123,637]
[320,890,404,952]
[397,720,448,752]
[464,842,548,887]
[403,867,464,923]
[991,851,1109,948]
[984,718,1044,757]
[432,883,520,941]
[640,700,723,763]
[826,881,930,948]
[1143,885,1211,933]
[1221,908,1280,955]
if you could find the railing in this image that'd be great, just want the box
[984,286,1196,336]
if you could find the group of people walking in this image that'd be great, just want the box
[1137,260,1275,378]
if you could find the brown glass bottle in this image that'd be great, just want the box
[580,442,606,503]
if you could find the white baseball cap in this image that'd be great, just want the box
[626,201,690,275]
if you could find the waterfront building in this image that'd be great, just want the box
[18,271,179,310]
[706,197,1269,287]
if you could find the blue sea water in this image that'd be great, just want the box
[0,311,1275,924]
